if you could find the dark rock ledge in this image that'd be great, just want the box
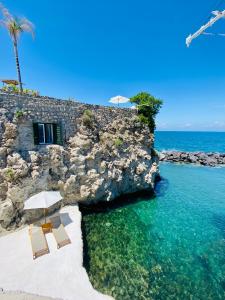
[159,151,225,167]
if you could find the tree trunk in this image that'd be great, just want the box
[13,40,23,93]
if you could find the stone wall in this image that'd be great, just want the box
[0,92,134,151]
[0,92,159,231]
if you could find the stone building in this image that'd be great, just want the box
[0,92,134,152]
[0,92,159,230]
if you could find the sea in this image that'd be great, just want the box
[82,131,225,300]
[155,131,225,153]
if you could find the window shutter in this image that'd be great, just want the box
[53,123,63,145]
[33,123,39,145]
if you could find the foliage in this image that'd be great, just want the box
[1,84,39,96]
[82,109,94,128]
[130,92,163,132]
[15,110,24,119]
[5,168,14,182]
[1,84,19,94]
[114,137,123,148]
[23,88,39,97]
[0,4,34,42]
[84,109,93,118]
[0,4,34,92]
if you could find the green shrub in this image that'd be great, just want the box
[5,168,15,181]
[114,137,123,148]
[130,92,163,133]
[32,90,39,97]
[82,109,94,128]
[84,109,93,118]
[15,110,24,119]
[23,88,39,96]
[1,85,39,96]
[2,84,20,94]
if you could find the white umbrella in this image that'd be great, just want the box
[24,191,62,223]
[109,95,130,106]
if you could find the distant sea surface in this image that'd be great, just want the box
[155,131,225,153]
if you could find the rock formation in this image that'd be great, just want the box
[0,104,159,230]
[160,150,225,166]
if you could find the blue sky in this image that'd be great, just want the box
[0,0,225,131]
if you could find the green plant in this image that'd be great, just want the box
[130,92,163,132]
[0,4,34,93]
[1,84,20,94]
[1,84,39,96]
[114,137,123,148]
[84,109,93,118]
[32,90,39,97]
[23,88,39,96]
[15,110,24,118]
[5,168,14,181]
[82,109,94,128]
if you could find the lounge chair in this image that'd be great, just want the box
[50,215,71,249]
[29,224,49,259]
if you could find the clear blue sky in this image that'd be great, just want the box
[1,0,225,131]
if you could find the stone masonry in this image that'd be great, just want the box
[0,92,134,151]
[0,92,159,231]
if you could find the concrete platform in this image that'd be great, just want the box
[0,205,113,300]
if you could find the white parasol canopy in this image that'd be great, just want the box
[24,191,62,210]
[109,95,130,106]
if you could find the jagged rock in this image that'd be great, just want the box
[160,150,225,166]
[0,200,15,227]
[0,111,159,229]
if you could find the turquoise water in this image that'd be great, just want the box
[155,131,225,153]
[82,163,225,300]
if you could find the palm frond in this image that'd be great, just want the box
[20,17,35,38]
[0,2,13,21]
[0,3,34,40]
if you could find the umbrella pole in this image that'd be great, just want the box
[44,208,46,224]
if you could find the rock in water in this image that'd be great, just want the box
[160,150,225,167]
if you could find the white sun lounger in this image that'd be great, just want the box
[29,224,49,259]
[50,215,71,249]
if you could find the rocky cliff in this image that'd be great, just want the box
[0,101,159,230]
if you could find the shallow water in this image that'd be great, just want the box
[82,163,225,300]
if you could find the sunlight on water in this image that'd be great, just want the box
[82,163,225,300]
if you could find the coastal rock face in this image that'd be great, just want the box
[0,106,159,230]
[160,150,225,166]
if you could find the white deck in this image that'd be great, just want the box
[0,205,113,300]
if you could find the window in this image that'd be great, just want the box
[33,123,62,145]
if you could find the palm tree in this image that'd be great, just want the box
[0,4,34,93]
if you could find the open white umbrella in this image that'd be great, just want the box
[24,191,62,223]
[109,95,130,106]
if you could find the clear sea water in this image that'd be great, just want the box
[155,131,225,153]
[82,132,225,300]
